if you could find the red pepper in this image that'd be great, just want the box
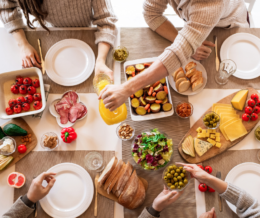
[61,127,77,143]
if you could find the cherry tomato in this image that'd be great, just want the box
[23,77,32,85]
[250,113,258,121]
[251,93,259,101]
[5,107,14,115]
[33,101,42,110]
[16,96,25,105]
[242,113,250,121]
[18,144,27,154]
[19,85,27,94]
[15,76,23,85]
[11,85,19,94]
[32,79,40,88]
[27,86,36,95]
[245,106,253,115]
[248,99,255,107]
[198,183,207,192]
[256,99,260,106]
[8,99,17,107]
[197,165,204,170]
[13,105,22,113]
[22,103,30,111]
[33,93,41,101]
[207,186,215,193]
[204,166,212,174]
[254,106,260,114]
[24,94,33,104]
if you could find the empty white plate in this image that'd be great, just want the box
[45,39,95,86]
[40,163,94,218]
[168,59,207,96]
[220,33,260,79]
[225,162,260,214]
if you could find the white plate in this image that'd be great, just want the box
[168,59,207,96]
[123,57,174,122]
[45,39,95,86]
[40,163,94,218]
[225,162,260,214]
[220,33,260,79]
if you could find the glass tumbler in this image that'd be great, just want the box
[215,59,237,85]
[84,151,105,172]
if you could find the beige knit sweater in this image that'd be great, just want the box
[143,0,249,74]
[0,0,118,47]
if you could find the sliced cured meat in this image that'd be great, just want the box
[78,104,87,119]
[59,107,70,124]
[68,106,79,123]
[62,91,78,106]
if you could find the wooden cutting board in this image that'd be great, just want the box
[0,118,37,172]
[178,87,259,164]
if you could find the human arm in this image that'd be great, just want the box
[138,185,183,218]
[2,172,56,218]
[95,42,114,81]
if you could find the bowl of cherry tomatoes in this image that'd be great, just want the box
[0,67,46,119]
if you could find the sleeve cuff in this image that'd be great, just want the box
[4,18,26,33]
[146,16,168,31]
[158,49,181,75]
[219,183,241,206]
[139,207,159,218]
[95,31,117,48]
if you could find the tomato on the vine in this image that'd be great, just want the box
[204,166,212,174]
[251,93,259,101]
[242,113,250,121]
[245,106,253,115]
[197,165,204,170]
[13,105,22,113]
[207,186,215,193]
[254,106,260,114]
[5,107,14,115]
[11,85,19,94]
[251,113,258,121]
[22,103,30,111]
[248,99,255,107]
[198,183,207,192]
[8,99,17,107]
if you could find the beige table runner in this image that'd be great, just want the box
[14,150,114,218]
[203,149,260,218]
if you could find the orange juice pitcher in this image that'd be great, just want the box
[93,74,127,125]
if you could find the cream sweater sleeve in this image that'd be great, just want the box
[92,0,118,48]
[0,0,26,33]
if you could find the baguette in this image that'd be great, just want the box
[190,71,202,84]
[192,77,203,92]
[118,170,139,207]
[127,178,146,209]
[178,80,191,93]
[107,162,126,194]
[185,68,196,78]
[172,67,184,81]
[185,61,197,72]
[175,77,187,89]
[175,70,185,82]
[104,159,123,191]
[98,156,118,187]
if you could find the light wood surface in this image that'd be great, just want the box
[178,87,259,163]
[0,118,37,173]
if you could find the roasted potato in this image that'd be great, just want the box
[131,98,140,108]
[156,91,167,100]
[126,66,135,75]
[135,64,145,71]
[154,83,163,92]
[134,89,144,98]
[145,96,156,104]
[139,96,147,106]
[136,106,147,115]
[162,103,172,112]
[150,103,161,113]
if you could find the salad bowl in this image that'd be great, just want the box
[131,128,173,171]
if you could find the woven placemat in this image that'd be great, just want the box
[25,29,113,94]
[14,150,115,218]
[203,149,260,218]
[120,28,196,218]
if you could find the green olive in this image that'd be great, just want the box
[179,167,183,171]
[179,181,184,186]
[167,173,171,177]
[167,183,172,186]
[177,186,181,189]
[180,173,185,178]
[173,177,178,182]
[170,170,175,174]
[169,166,174,170]
[172,165,177,170]
[174,173,178,177]
[176,169,180,173]
[164,176,167,180]
[177,176,182,180]
[182,169,186,174]
[184,179,188,184]
[170,185,176,189]
[174,182,179,186]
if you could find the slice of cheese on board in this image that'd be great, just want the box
[212,103,233,112]
[224,120,247,141]
[215,108,236,115]
[194,138,213,156]
[220,113,239,125]
[220,118,240,140]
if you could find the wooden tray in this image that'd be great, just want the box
[0,118,37,172]
[178,87,259,164]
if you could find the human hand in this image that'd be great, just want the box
[98,84,131,111]
[191,41,215,61]
[176,162,211,184]
[95,61,114,82]
[20,42,41,68]
[27,172,56,203]
[199,207,217,218]
[152,185,183,212]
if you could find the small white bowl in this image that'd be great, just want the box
[40,132,59,151]
[0,136,16,156]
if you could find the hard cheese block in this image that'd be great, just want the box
[220,118,240,140]
[231,89,248,110]
[194,138,213,156]
[224,120,248,141]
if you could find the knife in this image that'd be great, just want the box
[214,35,220,72]
[216,172,222,212]
[37,39,45,75]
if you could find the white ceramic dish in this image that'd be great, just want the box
[0,67,46,119]
[225,162,260,214]
[220,33,260,80]
[168,59,207,96]
[49,90,87,128]
[40,163,94,218]
[123,57,174,121]
[45,39,95,86]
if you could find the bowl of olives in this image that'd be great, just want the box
[162,164,191,191]
[203,111,220,129]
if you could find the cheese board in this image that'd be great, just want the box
[0,118,37,173]
[178,87,260,164]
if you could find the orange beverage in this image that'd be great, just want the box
[93,74,127,125]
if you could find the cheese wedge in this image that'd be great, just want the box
[231,90,248,111]
[194,138,213,156]
[220,118,240,140]
[212,103,232,111]
[224,120,248,141]
[182,135,196,157]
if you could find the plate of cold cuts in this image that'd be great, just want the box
[49,90,87,128]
